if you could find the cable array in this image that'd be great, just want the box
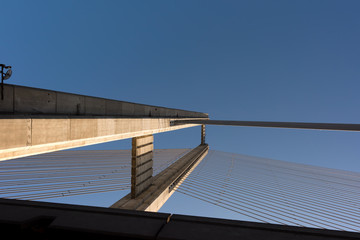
[1,148,359,232]
[0,149,190,200]
[173,150,360,232]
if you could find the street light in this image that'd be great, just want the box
[0,64,12,100]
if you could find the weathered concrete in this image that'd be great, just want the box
[0,84,208,161]
[0,84,208,118]
[111,144,209,212]
[135,143,154,156]
[135,151,153,166]
[136,160,153,174]
[131,135,154,198]
[0,116,201,161]
[201,124,206,144]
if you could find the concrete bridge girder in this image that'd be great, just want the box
[0,83,209,213]
[0,116,201,161]
[0,84,208,161]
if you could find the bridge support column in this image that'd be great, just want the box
[201,124,206,145]
[131,135,154,198]
[111,144,209,212]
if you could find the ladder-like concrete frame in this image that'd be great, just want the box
[111,144,208,212]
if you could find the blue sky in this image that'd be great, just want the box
[1,0,360,219]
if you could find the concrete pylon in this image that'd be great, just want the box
[131,135,154,198]
[111,144,209,212]
[120,125,208,209]
[201,124,206,145]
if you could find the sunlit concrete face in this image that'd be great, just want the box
[0,84,208,161]
[111,144,209,212]
[131,135,154,198]
[0,117,200,161]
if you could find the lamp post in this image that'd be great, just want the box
[0,64,12,100]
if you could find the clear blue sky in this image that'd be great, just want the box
[1,0,360,219]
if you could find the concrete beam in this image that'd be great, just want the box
[0,84,208,160]
[111,144,209,212]
[131,135,154,198]
[0,116,201,161]
[201,124,206,145]
[0,84,208,118]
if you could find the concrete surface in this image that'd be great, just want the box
[0,116,200,161]
[0,84,208,161]
[0,84,208,118]
[111,144,209,212]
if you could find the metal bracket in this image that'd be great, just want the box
[0,64,12,100]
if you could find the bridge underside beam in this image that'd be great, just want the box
[0,84,208,161]
[0,117,200,161]
[111,144,209,212]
